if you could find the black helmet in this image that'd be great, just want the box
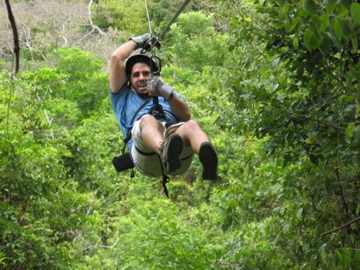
[125,54,161,78]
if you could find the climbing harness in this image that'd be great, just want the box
[113,0,191,198]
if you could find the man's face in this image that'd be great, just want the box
[130,63,151,94]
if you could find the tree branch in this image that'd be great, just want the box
[87,0,106,35]
[5,0,20,74]
[81,237,119,251]
[321,217,360,236]
[299,116,345,130]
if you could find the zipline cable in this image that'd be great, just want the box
[142,0,191,74]
[143,0,191,50]
[158,0,191,41]
[144,0,152,35]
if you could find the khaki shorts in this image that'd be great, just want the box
[130,120,194,177]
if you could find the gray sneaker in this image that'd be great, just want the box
[199,142,218,180]
[159,133,183,173]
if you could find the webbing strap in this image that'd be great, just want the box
[151,96,173,128]
[122,98,152,154]
[152,96,174,198]
[122,95,173,198]
[162,176,170,198]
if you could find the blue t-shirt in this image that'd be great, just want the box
[110,84,180,149]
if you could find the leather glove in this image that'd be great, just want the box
[130,34,161,51]
[147,76,174,101]
[130,34,162,50]
[130,33,151,50]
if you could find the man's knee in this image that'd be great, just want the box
[139,114,157,126]
[139,114,164,132]
[140,114,156,122]
[183,120,202,130]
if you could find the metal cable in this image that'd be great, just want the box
[144,0,152,34]
[158,0,190,41]
[143,0,191,50]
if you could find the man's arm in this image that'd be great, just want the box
[168,95,191,122]
[109,40,136,93]
[110,34,152,93]
[147,76,191,121]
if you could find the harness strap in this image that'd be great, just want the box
[162,176,170,198]
[152,96,174,198]
[151,96,173,128]
[122,98,152,154]
[121,95,174,198]
[135,145,156,156]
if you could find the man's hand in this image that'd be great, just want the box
[147,76,173,101]
[130,33,161,51]
[130,33,150,50]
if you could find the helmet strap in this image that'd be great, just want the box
[131,84,149,99]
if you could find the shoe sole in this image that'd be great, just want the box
[165,133,183,173]
[199,142,218,180]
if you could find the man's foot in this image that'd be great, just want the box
[159,133,183,173]
[199,142,218,180]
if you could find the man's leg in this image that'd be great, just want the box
[139,114,166,154]
[174,120,218,180]
[139,114,183,173]
[174,120,210,152]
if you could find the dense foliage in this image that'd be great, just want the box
[1,0,359,269]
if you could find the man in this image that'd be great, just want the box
[110,33,218,180]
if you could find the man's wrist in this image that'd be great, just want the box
[159,86,173,101]
[167,92,174,101]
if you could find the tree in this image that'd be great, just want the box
[0,0,115,70]
[215,0,360,268]
[4,0,360,268]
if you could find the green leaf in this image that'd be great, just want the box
[341,20,352,37]
[353,126,360,141]
[281,3,290,16]
[325,32,342,50]
[304,28,322,51]
[296,208,303,218]
[285,17,299,32]
[356,204,360,215]
[345,122,355,139]
[303,0,317,15]
[304,29,315,51]
[331,19,343,39]
[341,248,351,269]
[355,250,360,269]
[351,37,358,51]
[293,37,299,48]
[326,0,337,14]
[351,3,360,24]
[319,34,331,55]
[319,14,329,32]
